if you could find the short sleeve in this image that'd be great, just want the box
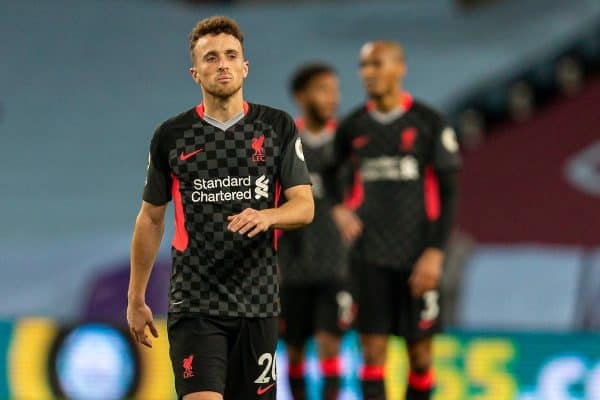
[333,118,353,165]
[142,126,172,205]
[278,114,312,190]
[433,123,462,172]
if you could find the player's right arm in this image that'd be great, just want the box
[127,125,172,348]
[127,201,165,348]
[328,117,363,243]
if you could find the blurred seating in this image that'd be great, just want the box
[579,250,600,330]
[457,246,584,330]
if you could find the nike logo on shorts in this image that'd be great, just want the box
[256,382,275,395]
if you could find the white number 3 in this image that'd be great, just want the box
[421,290,440,321]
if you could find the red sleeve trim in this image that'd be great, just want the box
[343,170,364,211]
[424,166,440,221]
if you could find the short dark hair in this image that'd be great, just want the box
[290,63,336,95]
[188,16,244,57]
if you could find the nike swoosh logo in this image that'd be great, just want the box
[171,300,184,305]
[179,149,203,161]
[352,135,370,149]
[256,383,275,395]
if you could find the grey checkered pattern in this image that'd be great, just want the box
[278,132,349,284]
[166,110,284,317]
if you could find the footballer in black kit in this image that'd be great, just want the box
[331,42,460,400]
[278,64,354,400]
[127,17,313,400]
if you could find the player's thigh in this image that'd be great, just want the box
[167,317,228,398]
[280,284,315,349]
[182,392,222,400]
[354,261,395,335]
[225,317,279,400]
[395,269,443,340]
[313,281,349,357]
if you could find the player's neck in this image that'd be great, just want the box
[373,88,402,113]
[201,90,245,122]
[302,115,327,135]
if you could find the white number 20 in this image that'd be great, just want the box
[254,352,277,384]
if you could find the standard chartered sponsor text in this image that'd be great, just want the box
[191,176,269,203]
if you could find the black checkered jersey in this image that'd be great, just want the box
[278,119,349,285]
[334,93,462,268]
[143,101,311,317]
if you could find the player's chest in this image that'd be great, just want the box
[168,123,281,181]
[303,140,336,174]
[350,120,434,182]
[303,141,335,199]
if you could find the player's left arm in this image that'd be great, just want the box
[409,124,462,297]
[227,113,314,237]
[227,184,313,237]
[263,184,314,229]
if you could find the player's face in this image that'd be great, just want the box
[298,73,340,124]
[190,33,249,99]
[359,44,406,98]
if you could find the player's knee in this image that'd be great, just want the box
[315,331,341,359]
[360,335,388,365]
[286,345,305,365]
[182,391,223,400]
[407,338,433,372]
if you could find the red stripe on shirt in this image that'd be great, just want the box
[343,170,364,211]
[171,174,189,251]
[424,166,440,221]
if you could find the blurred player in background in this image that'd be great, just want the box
[278,63,354,400]
[127,16,314,400]
[331,41,461,400]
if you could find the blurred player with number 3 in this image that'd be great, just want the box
[331,41,461,400]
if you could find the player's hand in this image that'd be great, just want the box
[331,205,363,243]
[127,300,159,348]
[409,248,444,297]
[227,208,272,238]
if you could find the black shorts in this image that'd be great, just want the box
[354,262,442,340]
[280,281,355,348]
[167,315,278,400]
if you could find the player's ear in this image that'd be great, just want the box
[189,67,201,85]
[400,61,407,78]
[394,60,407,80]
[242,60,249,79]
